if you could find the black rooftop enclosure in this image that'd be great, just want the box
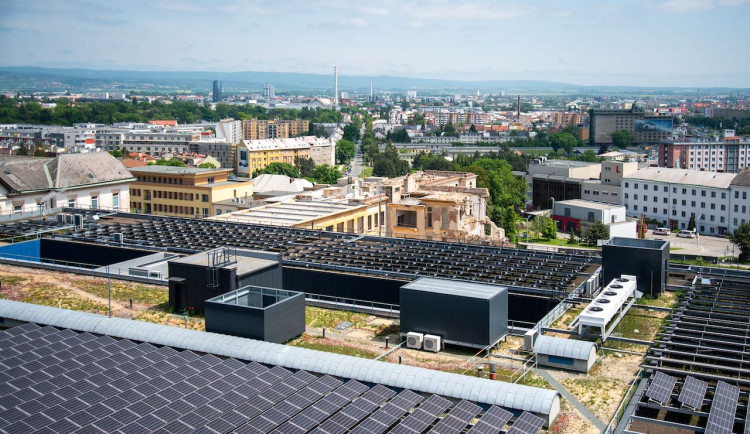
[602,237,669,297]
[205,285,305,343]
[168,248,282,314]
[400,277,508,349]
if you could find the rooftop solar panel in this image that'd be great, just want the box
[466,406,513,434]
[705,381,740,434]
[390,394,453,434]
[311,384,396,434]
[645,371,677,405]
[349,389,424,434]
[678,376,708,410]
[505,411,545,434]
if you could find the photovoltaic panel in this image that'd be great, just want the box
[645,371,677,405]
[273,380,369,434]
[311,384,396,434]
[349,389,424,434]
[678,376,707,410]
[744,402,750,434]
[505,411,545,434]
[390,394,452,434]
[705,381,740,434]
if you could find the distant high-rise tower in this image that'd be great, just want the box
[263,83,275,101]
[334,66,338,107]
[213,80,222,103]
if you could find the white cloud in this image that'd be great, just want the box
[398,1,530,20]
[340,17,367,28]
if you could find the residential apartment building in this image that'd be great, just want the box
[236,136,335,176]
[97,129,199,156]
[657,130,750,173]
[214,119,243,144]
[0,153,133,215]
[129,166,253,218]
[242,119,310,140]
[590,109,672,145]
[620,167,750,235]
[190,140,236,172]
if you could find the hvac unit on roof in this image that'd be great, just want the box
[423,334,441,353]
[113,233,123,244]
[406,332,424,349]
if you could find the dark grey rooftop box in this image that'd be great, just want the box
[400,277,508,349]
[205,285,304,344]
[602,237,669,297]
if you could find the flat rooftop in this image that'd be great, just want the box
[129,165,231,175]
[209,200,362,226]
[402,277,506,300]
[555,199,623,211]
[171,249,279,275]
[623,167,737,189]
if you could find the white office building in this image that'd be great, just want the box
[621,167,749,235]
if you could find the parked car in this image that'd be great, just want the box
[653,227,671,236]
[677,230,696,238]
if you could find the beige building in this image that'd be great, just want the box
[381,171,505,244]
[242,119,310,140]
[581,160,639,205]
[129,166,253,218]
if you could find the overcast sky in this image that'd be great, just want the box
[1,0,749,87]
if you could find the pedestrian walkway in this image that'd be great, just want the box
[534,368,607,431]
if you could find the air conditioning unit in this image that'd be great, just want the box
[113,233,123,244]
[74,214,83,228]
[56,214,65,224]
[406,332,423,350]
[65,214,74,225]
[423,334,441,353]
[524,329,539,351]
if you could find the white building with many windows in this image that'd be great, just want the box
[621,167,749,235]
[0,152,134,215]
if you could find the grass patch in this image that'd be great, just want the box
[305,306,369,328]
[359,167,373,178]
[21,284,110,313]
[0,275,28,285]
[289,334,379,359]
[76,280,167,305]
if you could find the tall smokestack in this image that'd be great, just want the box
[517,95,521,120]
[334,66,338,107]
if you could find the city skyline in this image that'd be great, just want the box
[1,0,749,88]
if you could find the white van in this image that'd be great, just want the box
[653,227,671,236]
[677,230,696,238]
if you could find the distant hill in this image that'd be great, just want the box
[0,66,747,95]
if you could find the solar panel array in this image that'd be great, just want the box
[61,213,595,292]
[505,411,545,434]
[705,381,740,434]
[466,405,513,434]
[677,376,708,410]
[0,323,542,434]
[645,371,677,405]
[630,271,750,433]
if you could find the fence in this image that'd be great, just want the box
[601,368,644,434]
[0,207,64,223]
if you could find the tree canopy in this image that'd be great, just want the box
[311,164,343,184]
[611,130,635,149]
[729,222,750,262]
[335,139,356,164]
[252,162,299,179]
[549,132,578,156]
[154,158,185,167]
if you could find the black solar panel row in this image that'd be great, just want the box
[506,411,545,434]
[311,384,397,434]
[429,400,482,434]
[349,389,424,434]
[645,371,677,405]
[390,394,452,434]
[705,381,740,434]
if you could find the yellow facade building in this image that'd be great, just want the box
[236,139,313,176]
[129,166,254,218]
[242,119,310,140]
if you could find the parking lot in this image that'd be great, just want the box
[645,231,735,258]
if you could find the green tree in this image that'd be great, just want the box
[252,162,299,178]
[549,132,578,156]
[576,150,603,162]
[500,206,518,243]
[335,139,356,164]
[611,130,634,149]
[387,128,411,143]
[469,124,477,133]
[583,222,610,245]
[198,162,218,169]
[154,158,185,167]
[543,217,558,239]
[688,214,696,231]
[294,156,315,178]
[342,123,360,142]
[531,215,548,239]
[728,222,750,262]
[109,150,123,158]
[442,122,457,136]
[311,164,343,184]
[372,143,409,177]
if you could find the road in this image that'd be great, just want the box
[348,123,366,178]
